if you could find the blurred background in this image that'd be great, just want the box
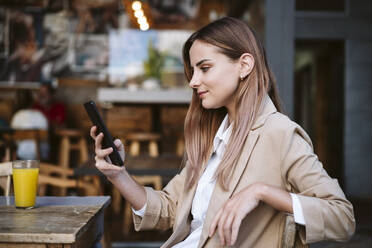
[0,0,371,247]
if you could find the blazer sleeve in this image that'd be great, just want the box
[133,167,187,231]
[280,125,355,244]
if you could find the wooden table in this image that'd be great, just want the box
[0,196,110,248]
[0,81,41,91]
[97,88,192,104]
[74,155,183,183]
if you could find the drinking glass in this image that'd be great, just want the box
[12,160,39,209]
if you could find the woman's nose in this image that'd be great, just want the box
[189,75,200,88]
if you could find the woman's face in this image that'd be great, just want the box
[189,40,240,114]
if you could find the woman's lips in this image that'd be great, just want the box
[198,91,208,98]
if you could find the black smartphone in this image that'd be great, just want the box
[84,100,124,166]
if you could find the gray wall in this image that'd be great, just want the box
[343,0,372,198]
[266,0,372,198]
[265,0,295,117]
[344,39,372,198]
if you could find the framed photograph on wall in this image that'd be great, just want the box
[69,34,109,73]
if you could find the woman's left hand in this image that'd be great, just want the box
[209,182,264,246]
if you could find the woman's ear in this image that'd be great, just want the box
[239,53,254,79]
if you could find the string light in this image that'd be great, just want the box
[131,0,149,31]
[137,16,147,25]
[134,9,144,18]
[140,22,149,31]
[132,1,142,11]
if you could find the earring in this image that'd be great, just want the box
[240,75,244,80]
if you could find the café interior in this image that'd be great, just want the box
[1,0,372,247]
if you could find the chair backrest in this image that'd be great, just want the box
[12,129,48,160]
[281,214,309,248]
[0,162,12,196]
[38,162,101,196]
[1,132,16,162]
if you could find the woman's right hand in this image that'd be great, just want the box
[90,126,126,180]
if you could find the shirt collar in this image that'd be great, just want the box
[212,114,232,154]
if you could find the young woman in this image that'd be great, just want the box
[90,17,355,247]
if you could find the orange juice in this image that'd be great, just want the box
[13,168,39,208]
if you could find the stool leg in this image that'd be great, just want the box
[176,137,184,157]
[39,183,47,196]
[112,187,122,214]
[58,137,70,196]
[154,176,162,191]
[34,138,41,161]
[123,201,133,235]
[149,141,158,157]
[130,141,140,156]
[5,176,11,197]
[59,137,70,169]
[4,147,10,162]
[92,176,102,195]
[78,137,89,165]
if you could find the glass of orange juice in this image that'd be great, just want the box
[12,160,39,209]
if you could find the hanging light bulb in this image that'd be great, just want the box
[140,22,149,31]
[137,16,147,25]
[132,1,142,11]
[134,9,144,18]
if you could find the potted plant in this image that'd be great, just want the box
[142,39,165,90]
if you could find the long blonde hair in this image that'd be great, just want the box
[182,17,282,190]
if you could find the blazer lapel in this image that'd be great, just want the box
[198,131,260,248]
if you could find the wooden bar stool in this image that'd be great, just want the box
[125,132,161,157]
[109,132,162,217]
[122,175,162,235]
[109,132,162,216]
[55,129,89,196]
[55,129,88,169]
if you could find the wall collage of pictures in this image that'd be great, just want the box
[0,0,199,88]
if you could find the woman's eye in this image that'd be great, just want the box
[201,67,209,72]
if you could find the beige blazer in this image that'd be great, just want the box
[133,97,355,247]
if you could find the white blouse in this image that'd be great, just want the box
[133,114,305,247]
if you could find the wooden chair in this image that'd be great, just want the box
[282,214,296,248]
[122,175,163,235]
[281,213,308,248]
[5,129,48,161]
[0,138,12,162]
[0,162,12,196]
[39,162,101,196]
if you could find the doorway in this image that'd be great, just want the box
[294,40,344,185]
